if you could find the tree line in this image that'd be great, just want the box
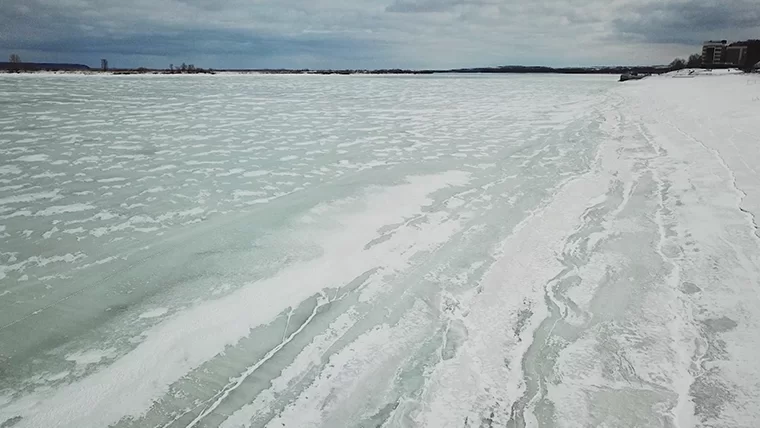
[669,53,702,70]
[167,63,213,74]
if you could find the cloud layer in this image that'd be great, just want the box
[1,0,758,68]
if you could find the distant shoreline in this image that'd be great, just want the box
[2,63,678,76]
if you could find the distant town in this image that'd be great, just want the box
[2,40,759,75]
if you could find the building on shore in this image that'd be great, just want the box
[702,40,760,70]
[702,40,727,66]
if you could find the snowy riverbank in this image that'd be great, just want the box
[610,72,760,427]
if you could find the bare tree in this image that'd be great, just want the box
[686,53,702,68]
[9,54,20,63]
[669,58,686,70]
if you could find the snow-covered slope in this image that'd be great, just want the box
[605,72,760,427]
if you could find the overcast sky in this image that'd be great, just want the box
[2,0,759,69]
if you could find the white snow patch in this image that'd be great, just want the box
[138,308,169,319]
[35,204,96,217]
[233,190,267,198]
[217,168,244,177]
[66,348,116,367]
[16,154,49,162]
[147,164,177,172]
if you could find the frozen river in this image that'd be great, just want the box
[1,73,759,427]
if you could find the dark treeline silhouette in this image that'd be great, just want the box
[668,53,702,71]
[743,40,760,72]
[220,65,673,75]
[0,61,90,72]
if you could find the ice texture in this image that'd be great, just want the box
[1,73,759,428]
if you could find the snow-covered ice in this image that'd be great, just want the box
[1,73,759,428]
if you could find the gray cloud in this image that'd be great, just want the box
[613,0,760,44]
[385,0,489,13]
[10,30,372,59]
[1,0,757,68]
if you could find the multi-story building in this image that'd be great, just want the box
[702,39,760,69]
[729,40,760,70]
[702,40,727,66]
[724,45,747,65]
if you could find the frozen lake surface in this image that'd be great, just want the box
[1,73,759,427]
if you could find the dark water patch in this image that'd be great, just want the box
[689,316,739,423]
[513,307,533,339]
[699,316,737,361]
[0,416,22,428]
[481,410,496,428]
[691,368,735,422]
[364,232,394,250]
[702,316,737,333]
[361,401,399,427]
[283,296,319,339]
[553,275,587,327]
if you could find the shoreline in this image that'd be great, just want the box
[2,65,677,76]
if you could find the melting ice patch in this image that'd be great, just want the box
[35,203,96,216]
[15,154,49,162]
[138,308,169,319]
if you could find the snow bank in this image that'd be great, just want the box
[616,72,760,427]
[663,68,747,77]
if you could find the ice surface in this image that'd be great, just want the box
[1,73,759,428]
